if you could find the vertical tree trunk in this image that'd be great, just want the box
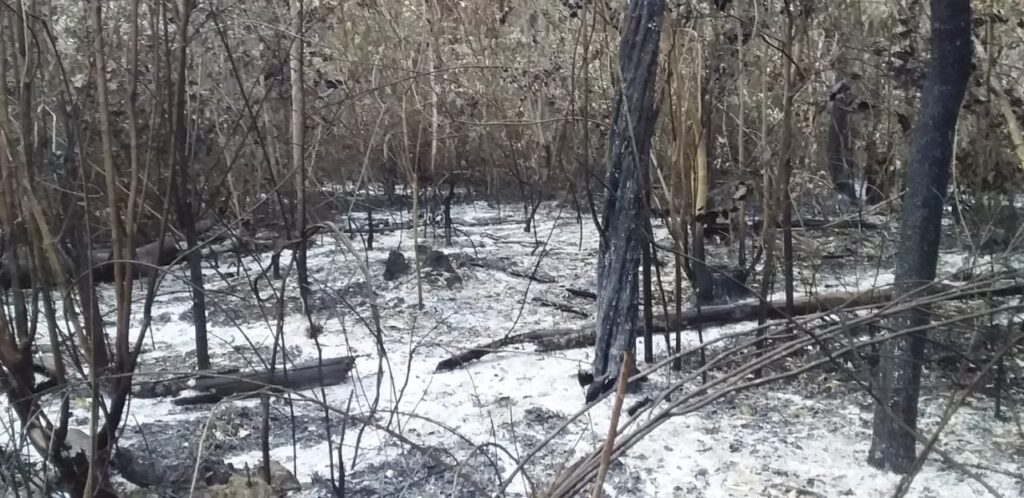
[589,0,665,402]
[86,2,122,492]
[735,13,748,271]
[778,7,801,316]
[691,34,713,304]
[171,0,210,371]
[641,217,654,363]
[291,0,309,309]
[868,0,971,474]
[90,0,129,369]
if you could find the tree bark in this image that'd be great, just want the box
[779,7,804,317]
[868,0,972,474]
[641,227,654,363]
[291,0,310,310]
[691,33,713,305]
[170,0,210,371]
[589,0,665,401]
[827,84,857,201]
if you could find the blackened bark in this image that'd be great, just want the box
[782,198,794,314]
[641,222,654,363]
[170,1,210,371]
[444,180,456,245]
[672,252,683,371]
[868,0,972,474]
[589,0,665,401]
[366,207,375,250]
[691,223,714,303]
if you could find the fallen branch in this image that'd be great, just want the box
[565,288,598,300]
[436,282,1024,369]
[470,258,556,284]
[531,296,589,317]
[703,217,880,238]
[435,328,582,372]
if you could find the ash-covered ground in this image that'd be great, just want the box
[3,195,1023,497]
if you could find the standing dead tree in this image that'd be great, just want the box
[868,0,973,474]
[587,0,666,402]
[291,0,310,310]
[170,0,211,370]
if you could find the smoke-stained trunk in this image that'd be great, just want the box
[589,0,665,401]
[170,0,210,370]
[868,0,971,473]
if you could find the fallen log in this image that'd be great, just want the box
[661,289,892,330]
[436,292,889,371]
[535,330,597,352]
[169,356,355,405]
[436,282,1024,369]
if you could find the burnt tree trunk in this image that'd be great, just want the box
[641,215,655,363]
[868,0,972,474]
[589,0,665,402]
[691,223,713,303]
[170,0,210,370]
[444,180,456,245]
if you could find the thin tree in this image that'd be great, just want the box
[292,0,310,308]
[588,0,665,402]
[755,1,798,375]
[87,0,129,491]
[170,0,211,370]
[868,0,972,473]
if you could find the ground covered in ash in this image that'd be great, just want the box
[3,194,1023,497]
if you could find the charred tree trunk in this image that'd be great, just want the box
[672,250,683,371]
[444,180,456,245]
[589,0,665,402]
[641,213,655,364]
[868,0,972,473]
[170,0,210,370]
[691,225,713,303]
[366,207,375,250]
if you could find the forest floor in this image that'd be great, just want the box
[3,196,1024,497]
